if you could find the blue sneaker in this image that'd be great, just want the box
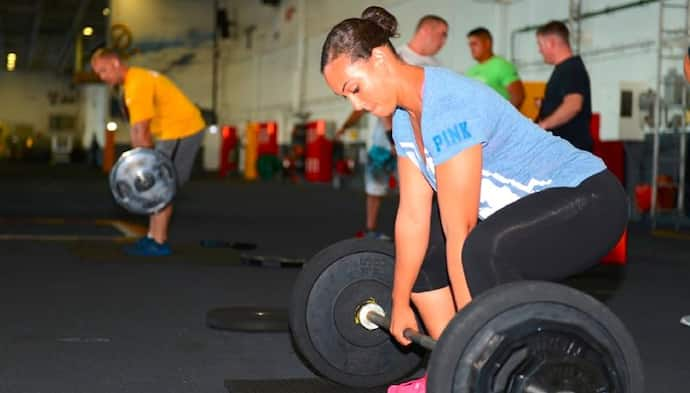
[134,236,154,247]
[124,238,172,256]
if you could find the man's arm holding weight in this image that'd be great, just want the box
[130,119,154,148]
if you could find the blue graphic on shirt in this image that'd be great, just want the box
[430,121,473,153]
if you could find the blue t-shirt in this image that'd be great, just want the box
[393,67,606,219]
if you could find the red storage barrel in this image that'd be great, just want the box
[305,120,333,183]
[219,125,238,177]
[257,122,278,156]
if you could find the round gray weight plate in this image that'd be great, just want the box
[109,148,177,215]
[206,307,288,332]
[289,238,425,388]
[427,281,644,393]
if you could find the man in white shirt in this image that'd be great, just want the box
[397,15,447,67]
[335,14,448,239]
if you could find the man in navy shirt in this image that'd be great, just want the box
[536,20,593,152]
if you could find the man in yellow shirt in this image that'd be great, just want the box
[91,48,206,256]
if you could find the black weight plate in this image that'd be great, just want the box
[206,307,288,332]
[289,238,425,388]
[427,281,644,393]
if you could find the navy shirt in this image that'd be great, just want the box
[538,56,593,152]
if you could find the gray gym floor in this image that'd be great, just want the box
[0,163,688,393]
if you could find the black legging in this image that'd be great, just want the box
[413,169,628,296]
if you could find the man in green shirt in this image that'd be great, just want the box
[465,27,525,108]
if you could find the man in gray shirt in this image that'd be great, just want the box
[335,14,448,239]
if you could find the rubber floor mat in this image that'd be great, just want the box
[225,379,385,393]
[0,221,122,238]
[71,241,244,265]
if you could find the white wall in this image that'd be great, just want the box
[508,0,687,140]
[110,0,216,107]
[107,0,689,147]
[216,0,500,143]
[214,0,689,141]
[0,71,80,135]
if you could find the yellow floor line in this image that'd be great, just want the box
[652,229,690,241]
[0,217,147,241]
[101,220,147,238]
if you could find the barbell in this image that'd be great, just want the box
[109,148,177,215]
[288,238,645,392]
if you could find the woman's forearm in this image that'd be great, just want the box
[444,228,473,310]
[392,211,430,306]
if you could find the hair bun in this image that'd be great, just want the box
[361,6,398,38]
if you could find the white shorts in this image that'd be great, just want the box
[364,162,397,197]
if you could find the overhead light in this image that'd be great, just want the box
[102,7,111,16]
[82,26,94,37]
[106,121,118,132]
[6,52,16,71]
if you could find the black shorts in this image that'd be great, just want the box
[413,170,628,296]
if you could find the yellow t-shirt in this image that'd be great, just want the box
[123,67,205,140]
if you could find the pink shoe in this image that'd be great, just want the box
[387,374,427,393]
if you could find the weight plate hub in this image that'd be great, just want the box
[333,280,391,348]
[427,281,645,393]
[109,148,177,215]
[476,318,618,392]
[289,238,424,388]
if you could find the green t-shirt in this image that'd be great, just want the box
[465,55,520,100]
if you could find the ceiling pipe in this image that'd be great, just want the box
[55,0,92,73]
[27,0,44,68]
[0,15,5,60]
[291,0,307,116]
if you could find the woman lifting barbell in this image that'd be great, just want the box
[320,6,627,392]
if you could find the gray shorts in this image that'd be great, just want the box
[155,129,204,187]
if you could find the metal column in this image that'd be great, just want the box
[651,0,690,229]
[675,0,690,227]
[651,1,664,227]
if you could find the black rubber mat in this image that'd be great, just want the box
[206,307,289,332]
[562,264,626,301]
[71,241,244,265]
[0,222,122,237]
[225,379,385,393]
[240,253,306,268]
